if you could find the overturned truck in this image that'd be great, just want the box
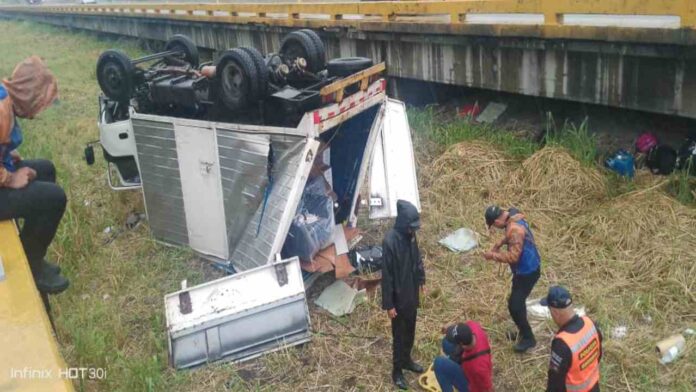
[89,31,420,369]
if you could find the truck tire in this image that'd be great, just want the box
[327,57,373,78]
[97,50,135,103]
[298,29,326,71]
[239,47,269,100]
[165,35,200,68]
[216,48,260,112]
[280,31,323,73]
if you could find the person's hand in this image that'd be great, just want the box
[483,251,496,261]
[7,169,32,189]
[387,308,397,319]
[441,324,449,334]
[10,150,21,164]
[18,166,36,181]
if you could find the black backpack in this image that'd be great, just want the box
[646,145,677,175]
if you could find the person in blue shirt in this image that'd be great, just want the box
[0,56,69,294]
[483,205,541,353]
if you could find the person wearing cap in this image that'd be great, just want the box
[0,56,69,294]
[541,286,602,392]
[482,206,541,353]
[382,199,426,390]
[433,321,493,392]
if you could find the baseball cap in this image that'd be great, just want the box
[485,205,503,228]
[540,286,573,309]
[445,323,473,346]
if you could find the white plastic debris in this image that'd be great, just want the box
[476,102,507,124]
[683,328,695,336]
[526,298,586,320]
[438,228,478,253]
[612,326,628,339]
[657,334,686,365]
[103,226,113,234]
[315,280,367,317]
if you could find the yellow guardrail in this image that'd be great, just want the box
[1,0,696,29]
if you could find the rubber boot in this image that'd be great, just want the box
[41,259,61,275]
[392,369,409,390]
[404,360,424,373]
[513,337,537,353]
[31,259,69,294]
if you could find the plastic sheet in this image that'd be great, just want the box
[282,176,335,262]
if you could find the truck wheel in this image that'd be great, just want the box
[216,48,260,111]
[165,35,199,68]
[327,57,373,78]
[280,31,323,73]
[298,29,326,71]
[97,50,135,103]
[239,47,269,100]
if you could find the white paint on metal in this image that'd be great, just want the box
[165,257,305,334]
[465,13,544,25]
[174,123,229,260]
[369,99,420,219]
[562,14,680,29]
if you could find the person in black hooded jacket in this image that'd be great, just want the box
[382,199,426,390]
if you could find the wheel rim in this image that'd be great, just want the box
[282,42,308,64]
[220,61,246,109]
[98,56,130,101]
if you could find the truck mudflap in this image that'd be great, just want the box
[165,256,310,369]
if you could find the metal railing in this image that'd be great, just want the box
[2,1,695,31]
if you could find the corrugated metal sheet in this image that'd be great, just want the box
[216,130,270,256]
[132,118,189,246]
[230,137,316,271]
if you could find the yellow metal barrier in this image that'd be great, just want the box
[0,221,74,392]
[2,0,696,27]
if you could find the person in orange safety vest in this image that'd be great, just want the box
[541,286,603,392]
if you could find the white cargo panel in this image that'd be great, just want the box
[165,256,310,369]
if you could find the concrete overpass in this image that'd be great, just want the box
[3,1,696,118]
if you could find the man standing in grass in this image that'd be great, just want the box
[483,205,541,353]
[382,200,426,390]
[0,56,69,294]
[541,286,602,392]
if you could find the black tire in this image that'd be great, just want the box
[327,57,373,78]
[239,47,269,100]
[165,34,199,68]
[97,50,135,103]
[298,29,326,71]
[280,31,323,73]
[215,48,260,112]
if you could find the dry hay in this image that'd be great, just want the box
[514,147,607,212]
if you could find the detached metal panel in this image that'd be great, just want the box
[369,99,421,219]
[165,256,310,369]
[132,118,189,246]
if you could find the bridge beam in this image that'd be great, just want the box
[2,11,695,119]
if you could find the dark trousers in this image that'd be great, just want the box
[0,160,66,269]
[509,269,540,340]
[391,307,417,372]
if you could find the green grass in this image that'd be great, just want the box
[543,114,599,167]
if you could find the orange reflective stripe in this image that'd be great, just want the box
[557,317,601,392]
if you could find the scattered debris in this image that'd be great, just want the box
[102,294,110,301]
[103,226,113,235]
[315,280,367,317]
[458,102,481,119]
[476,102,507,124]
[684,328,695,336]
[344,276,381,295]
[526,298,586,320]
[438,228,478,253]
[611,326,628,340]
[349,245,383,273]
[125,212,146,230]
[604,149,635,178]
[657,334,686,364]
